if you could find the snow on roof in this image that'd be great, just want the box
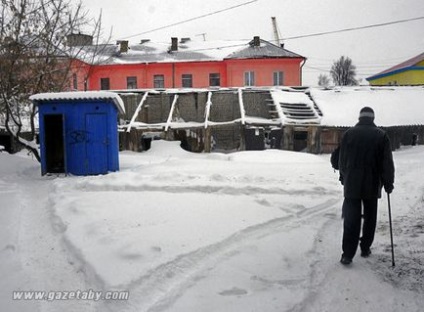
[311,86,424,127]
[270,89,321,125]
[225,39,303,59]
[72,38,304,65]
[30,91,125,114]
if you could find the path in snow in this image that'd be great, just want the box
[2,144,424,312]
[0,177,37,312]
[48,155,341,312]
[0,155,98,312]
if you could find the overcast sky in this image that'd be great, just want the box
[80,0,424,86]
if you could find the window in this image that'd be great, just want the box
[100,78,110,90]
[209,73,221,87]
[182,74,193,88]
[244,71,255,86]
[153,75,164,88]
[127,76,137,89]
[72,73,78,90]
[273,71,284,86]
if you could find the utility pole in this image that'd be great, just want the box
[271,17,282,46]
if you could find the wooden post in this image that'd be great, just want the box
[204,126,212,153]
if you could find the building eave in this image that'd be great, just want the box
[366,66,424,81]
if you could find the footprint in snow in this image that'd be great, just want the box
[218,287,248,296]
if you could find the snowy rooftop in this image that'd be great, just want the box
[29,91,125,114]
[19,87,424,132]
[311,86,424,127]
[72,38,304,65]
[271,89,322,124]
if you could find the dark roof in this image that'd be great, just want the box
[225,39,304,59]
[367,52,424,81]
[72,37,305,65]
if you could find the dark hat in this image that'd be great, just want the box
[359,106,375,119]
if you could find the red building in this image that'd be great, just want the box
[69,36,306,91]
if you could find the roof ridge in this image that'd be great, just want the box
[367,52,424,80]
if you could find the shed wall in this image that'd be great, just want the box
[38,100,120,175]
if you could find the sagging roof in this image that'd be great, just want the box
[270,89,321,124]
[119,86,424,131]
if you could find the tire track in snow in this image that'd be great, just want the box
[103,197,341,312]
[72,182,334,197]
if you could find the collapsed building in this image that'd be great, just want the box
[116,86,424,154]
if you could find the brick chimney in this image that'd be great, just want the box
[171,37,178,51]
[67,33,93,46]
[253,36,260,47]
[117,40,129,53]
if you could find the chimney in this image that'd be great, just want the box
[171,37,178,51]
[66,33,93,47]
[117,40,129,53]
[253,36,260,47]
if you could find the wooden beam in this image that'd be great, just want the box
[165,94,179,132]
[126,92,149,133]
[238,88,246,125]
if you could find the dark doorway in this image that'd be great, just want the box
[44,114,65,173]
[245,127,265,150]
[0,133,12,153]
[294,131,308,152]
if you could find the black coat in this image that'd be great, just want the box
[339,118,395,199]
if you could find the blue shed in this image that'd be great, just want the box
[30,91,125,176]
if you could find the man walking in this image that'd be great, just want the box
[338,107,395,265]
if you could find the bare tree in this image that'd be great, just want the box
[318,74,331,87]
[330,56,358,86]
[0,0,103,161]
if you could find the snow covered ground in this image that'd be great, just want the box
[1,141,423,312]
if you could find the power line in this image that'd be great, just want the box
[282,16,424,41]
[172,16,424,55]
[119,0,259,40]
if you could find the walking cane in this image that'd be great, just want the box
[387,193,395,267]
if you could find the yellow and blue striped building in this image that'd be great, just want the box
[367,52,424,86]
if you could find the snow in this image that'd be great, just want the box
[271,89,321,124]
[312,87,424,127]
[1,141,424,312]
[30,91,126,114]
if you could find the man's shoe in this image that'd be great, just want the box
[340,255,352,265]
[361,249,371,258]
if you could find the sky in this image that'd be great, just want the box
[80,0,424,86]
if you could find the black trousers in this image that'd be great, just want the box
[342,198,378,259]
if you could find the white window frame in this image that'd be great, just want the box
[244,71,255,86]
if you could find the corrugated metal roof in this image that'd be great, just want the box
[30,91,125,114]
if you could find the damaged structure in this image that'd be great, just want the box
[116,86,424,154]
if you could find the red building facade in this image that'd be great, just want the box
[70,36,306,91]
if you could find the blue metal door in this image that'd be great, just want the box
[85,114,108,174]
